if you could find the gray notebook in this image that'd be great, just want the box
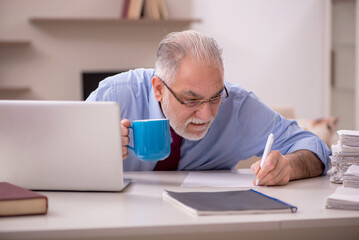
[163,189,297,216]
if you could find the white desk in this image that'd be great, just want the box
[1,170,359,240]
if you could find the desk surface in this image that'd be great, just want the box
[1,170,359,240]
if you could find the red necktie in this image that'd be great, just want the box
[154,127,183,171]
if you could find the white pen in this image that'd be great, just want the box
[256,133,274,186]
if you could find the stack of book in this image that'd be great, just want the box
[122,0,169,20]
[326,130,359,210]
[329,130,359,184]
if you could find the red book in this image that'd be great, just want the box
[122,0,130,18]
[0,182,48,217]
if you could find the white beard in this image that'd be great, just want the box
[161,93,215,141]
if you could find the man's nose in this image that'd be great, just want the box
[194,102,213,121]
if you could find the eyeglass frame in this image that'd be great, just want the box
[157,76,229,108]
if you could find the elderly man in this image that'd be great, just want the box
[87,30,331,186]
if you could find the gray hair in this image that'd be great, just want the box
[155,30,224,85]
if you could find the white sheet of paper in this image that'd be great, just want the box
[327,186,359,202]
[346,165,359,176]
[338,130,359,137]
[181,169,255,188]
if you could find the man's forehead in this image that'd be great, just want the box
[175,66,223,83]
[181,86,224,99]
[172,59,223,87]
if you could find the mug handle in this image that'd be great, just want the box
[127,126,134,150]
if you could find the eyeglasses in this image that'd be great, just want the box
[159,77,229,108]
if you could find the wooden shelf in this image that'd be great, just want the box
[0,86,31,92]
[29,17,201,25]
[0,40,31,46]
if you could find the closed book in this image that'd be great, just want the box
[121,0,130,18]
[127,0,144,19]
[0,182,48,217]
[145,0,160,20]
[157,0,169,20]
[163,189,297,216]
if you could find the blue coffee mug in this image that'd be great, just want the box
[127,119,171,161]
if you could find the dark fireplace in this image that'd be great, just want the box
[82,70,126,100]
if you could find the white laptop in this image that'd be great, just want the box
[0,100,130,191]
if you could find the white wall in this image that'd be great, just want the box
[0,0,193,100]
[188,0,329,119]
[0,0,329,119]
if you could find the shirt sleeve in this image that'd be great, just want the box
[236,91,332,174]
[85,69,154,121]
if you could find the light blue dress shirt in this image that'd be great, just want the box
[87,68,331,173]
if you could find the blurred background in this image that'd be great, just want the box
[0,0,357,130]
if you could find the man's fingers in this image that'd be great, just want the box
[256,151,280,179]
[258,151,290,185]
[121,119,131,160]
[121,119,131,146]
[121,118,131,127]
[250,160,261,175]
[122,135,129,145]
[121,119,131,136]
[260,162,288,185]
[122,147,129,160]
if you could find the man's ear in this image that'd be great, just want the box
[152,76,164,102]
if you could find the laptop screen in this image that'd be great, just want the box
[0,100,127,191]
